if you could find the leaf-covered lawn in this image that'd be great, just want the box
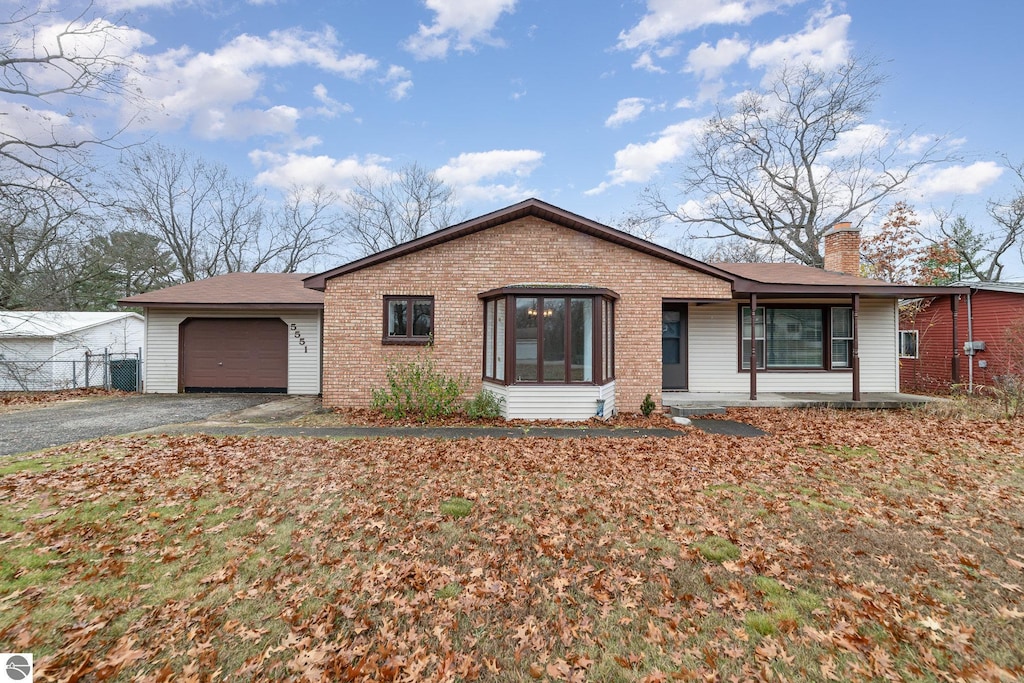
[1,408,1022,682]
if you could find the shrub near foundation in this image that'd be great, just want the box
[371,355,467,420]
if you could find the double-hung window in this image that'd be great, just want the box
[383,296,433,344]
[740,305,853,370]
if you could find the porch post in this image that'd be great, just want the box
[749,293,757,401]
[950,294,960,386]
[852,294,861,402]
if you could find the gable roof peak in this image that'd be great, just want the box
[303,198,735,290]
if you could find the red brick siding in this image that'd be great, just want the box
[899,291,1024,393]
[322,218,732,411]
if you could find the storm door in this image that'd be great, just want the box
[661,304,687,390]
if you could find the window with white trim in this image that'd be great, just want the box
[899,330,919,359]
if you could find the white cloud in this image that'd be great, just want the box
[127,27,377,139]
[100,0,278,9]
[617,0,800,50]
[435,149,543,202]
[382,65,414,100]
[898,133,938,156]
[747,11,851,72]
[605,98,649,128]
[685,36,750,80]
[632,52,666,73]
[312,84,354,118]
[249,150,392,190]
[819,123,893,160]
[587,119,704,194]
[99,0,177,9]
[194,104,300,140]
[912,162,1004,197]
[404,0,517,60]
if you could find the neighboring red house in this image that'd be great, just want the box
[899,282,1024,394]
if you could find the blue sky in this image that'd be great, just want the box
[10,0,1024,273]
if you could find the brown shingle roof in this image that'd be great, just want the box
[711,262,891,286]
[118,272,324,309]
[711,262,968,298]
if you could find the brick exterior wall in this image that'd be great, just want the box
[322,217,732,412]
[823,223,861,275]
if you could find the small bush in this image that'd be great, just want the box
[988,374,1024,419]
[371,356,467,420]
[464,389,505,419]
[640,393,657,417]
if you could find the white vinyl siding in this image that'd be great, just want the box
[0,317,143,391]
[483,380,615,420]
[0,339,54,391]
[687,299,898,393]
[142,309,321,394]
[51,318,144,359]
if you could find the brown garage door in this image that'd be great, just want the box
[179,318,287,392]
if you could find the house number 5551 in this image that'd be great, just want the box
[289,323,308,353]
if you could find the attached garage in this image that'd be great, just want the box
[179,318,288,392]
[118,273,323,395]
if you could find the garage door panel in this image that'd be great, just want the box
[179,318,287,392]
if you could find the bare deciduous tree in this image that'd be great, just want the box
[271,185,345,273]
[114,144,343,280]
[643,57,950,267]
[343,163,463,256]
[0,181,95,309]
[936,160,1024,282]
[1,2,141,192]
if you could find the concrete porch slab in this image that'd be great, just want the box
[661,391,941,410]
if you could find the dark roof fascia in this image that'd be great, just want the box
[116,301,324,310]
[477,285,621,300]
[303,198,738,291]
[729,282,970,298]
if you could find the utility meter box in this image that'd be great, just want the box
[963,340,986,355]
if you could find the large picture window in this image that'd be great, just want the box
[383,295,433,344]
[482,289,615,385]
[740,305,852,371]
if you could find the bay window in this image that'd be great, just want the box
[481,288,615,385]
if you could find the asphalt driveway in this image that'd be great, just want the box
[0,393,287,457]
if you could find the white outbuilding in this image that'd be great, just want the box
[0,311,145,391]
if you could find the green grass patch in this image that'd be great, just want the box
[435,583,462,600]
[439,497,473,518]
[693,535,740,563]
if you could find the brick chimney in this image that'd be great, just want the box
[823,221,861,275]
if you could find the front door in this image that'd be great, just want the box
[662,303,687,390]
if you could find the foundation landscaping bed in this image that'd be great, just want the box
[0,407,1022,681]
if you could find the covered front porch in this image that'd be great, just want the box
[662,390,943,413]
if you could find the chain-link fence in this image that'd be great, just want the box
[0,350,142,392]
